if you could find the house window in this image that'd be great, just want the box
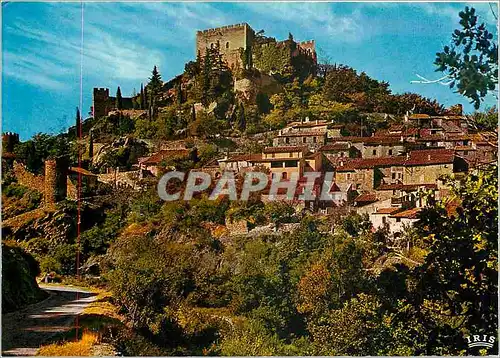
[225,41,230,49]
[302,137,307,143]
[340,152,344,157]
[388,149,393,155]
[271,153,275,158]
[396,218,401,223]
[282,172,287,179]
[289,152,293,158]
[392,173,396,179]
[464,150,469,155]
[347,173,351,180]
[313,137,317,143]
[285,137,289,144]
[372,149,377,156]
[382,216,387,224]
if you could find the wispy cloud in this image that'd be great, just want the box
[238,2,365,42]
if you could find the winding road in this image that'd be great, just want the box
[2,285,97,356]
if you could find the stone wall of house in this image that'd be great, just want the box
[225,218,249,235]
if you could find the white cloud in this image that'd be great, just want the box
[238,3,364,42]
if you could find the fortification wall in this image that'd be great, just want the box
[13,162,45,193]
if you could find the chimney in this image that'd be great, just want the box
[406,153,410,160]
[427,154,431,161]
[400,135,404,143]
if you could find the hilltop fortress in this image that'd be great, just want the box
[196,23,317,71]
[92,23,317,118]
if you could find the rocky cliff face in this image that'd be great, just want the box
[2,204,75,249]
[2,242,47,313]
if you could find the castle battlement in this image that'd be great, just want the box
[197,23,250,35]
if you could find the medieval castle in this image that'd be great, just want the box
[92,23,317,119]
[196,23,316,69]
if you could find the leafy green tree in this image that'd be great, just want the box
[412,165,498,353]
[435,6,498,109]
[469,106,498,131]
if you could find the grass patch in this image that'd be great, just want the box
[37,330,99,356]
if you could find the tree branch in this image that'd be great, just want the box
[410,73,453,86]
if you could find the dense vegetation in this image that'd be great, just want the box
[96,165,497,355]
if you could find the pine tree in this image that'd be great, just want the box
[140,83,145,110]
[75,107,81,138]
[148,65,162,97]
[116,86,123,110]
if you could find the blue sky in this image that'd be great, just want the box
[2,1,498,140]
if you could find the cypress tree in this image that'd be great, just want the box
[202,48,212,106]
[144,86,149,109]
[75,107,81,138]
[88,130,94,158]
[140,83,145,110]
[238,103,246,131]
[116,86,123,110]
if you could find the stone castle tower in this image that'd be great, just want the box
[196,23,255,70]
[2,132,20,154]
[44,157,68,205]
[92,88,111,119]
[195,23,317,71]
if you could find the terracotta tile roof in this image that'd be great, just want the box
[291,120,329,128]
[263,146,308,154]
[225,154,262,162]
[354,193,377,203]
[390,207,421,219]
[373,207,402,214]
[277,131,326,137]
[2,152,16,159]
[389,124,404,132]
[454,146,476,151]
[141,149,190,165]
[330,136,405,145]
[408,114,431,119]
[336,149,455,171]
[305,152,323,159]
[69,167,97,176]
[319,143,350,151]
[376,183,438,191]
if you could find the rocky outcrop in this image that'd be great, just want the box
[2,242,47,313]
[2,205,75,248]
[234,73,282,102]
